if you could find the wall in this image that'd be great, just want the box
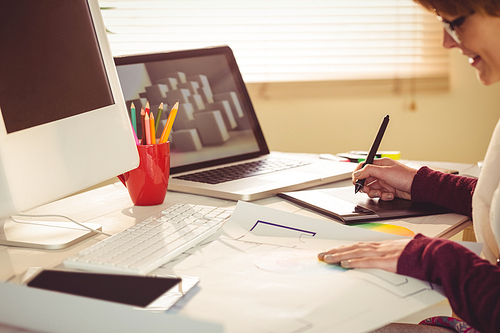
[247,51,500,164]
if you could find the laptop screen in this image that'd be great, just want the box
[115,46,269,174]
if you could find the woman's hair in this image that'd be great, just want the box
[413,0,500,16]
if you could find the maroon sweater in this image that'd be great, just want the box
[397,167,500,333]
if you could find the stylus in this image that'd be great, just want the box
[354,115,390,194]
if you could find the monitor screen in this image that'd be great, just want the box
[0,0,139,247]
[115,47,269,175]
[0,0,114,133]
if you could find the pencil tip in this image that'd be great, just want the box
[131,102,135,108]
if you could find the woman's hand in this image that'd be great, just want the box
[318,238,412,273]
[352,158,418,201]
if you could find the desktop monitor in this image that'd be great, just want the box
[0,0,139,248]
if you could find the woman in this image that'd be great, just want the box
[318,1,500,332]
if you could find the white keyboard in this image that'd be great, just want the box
[64,203,233,275]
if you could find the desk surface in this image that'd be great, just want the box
[0,159,478,332]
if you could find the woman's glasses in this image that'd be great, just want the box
[437,12,474,44]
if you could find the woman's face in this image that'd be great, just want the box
[441,12,500,85]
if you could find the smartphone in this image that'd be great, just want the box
[27,270,181,307]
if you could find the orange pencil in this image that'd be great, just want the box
[144,111,151,145]
[159,101,179,144]
[149,112,156,144]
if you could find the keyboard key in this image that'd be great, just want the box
[173,158,310,184]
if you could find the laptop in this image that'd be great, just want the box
[114,46,355,201]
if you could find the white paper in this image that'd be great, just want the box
[154,201,448,333]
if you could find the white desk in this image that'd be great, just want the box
[0,159,478,332]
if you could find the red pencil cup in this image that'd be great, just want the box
[118,142,170,206]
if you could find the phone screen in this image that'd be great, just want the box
[27,270,181,307]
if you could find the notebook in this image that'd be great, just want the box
[114,46,355,201]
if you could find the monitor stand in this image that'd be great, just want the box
[0,217,101,250]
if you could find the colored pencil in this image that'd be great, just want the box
[159,101,179,144]
[144,101,150,144]
[144,111,151,145]
[150,111,156,144]
[140,107,146,145]
[155,102,163,132]
[130,102,137,134]
[130,121,140,145]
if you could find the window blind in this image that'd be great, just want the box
[98,0,448,83]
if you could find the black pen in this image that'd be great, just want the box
[354,115,390,194]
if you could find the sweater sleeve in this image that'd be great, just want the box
[397,234,500,333]
[411,166,477,218]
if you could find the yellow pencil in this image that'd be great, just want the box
[159,101,179,144]
[149,112,156,144]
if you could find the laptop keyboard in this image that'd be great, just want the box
[173,158,310,184]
